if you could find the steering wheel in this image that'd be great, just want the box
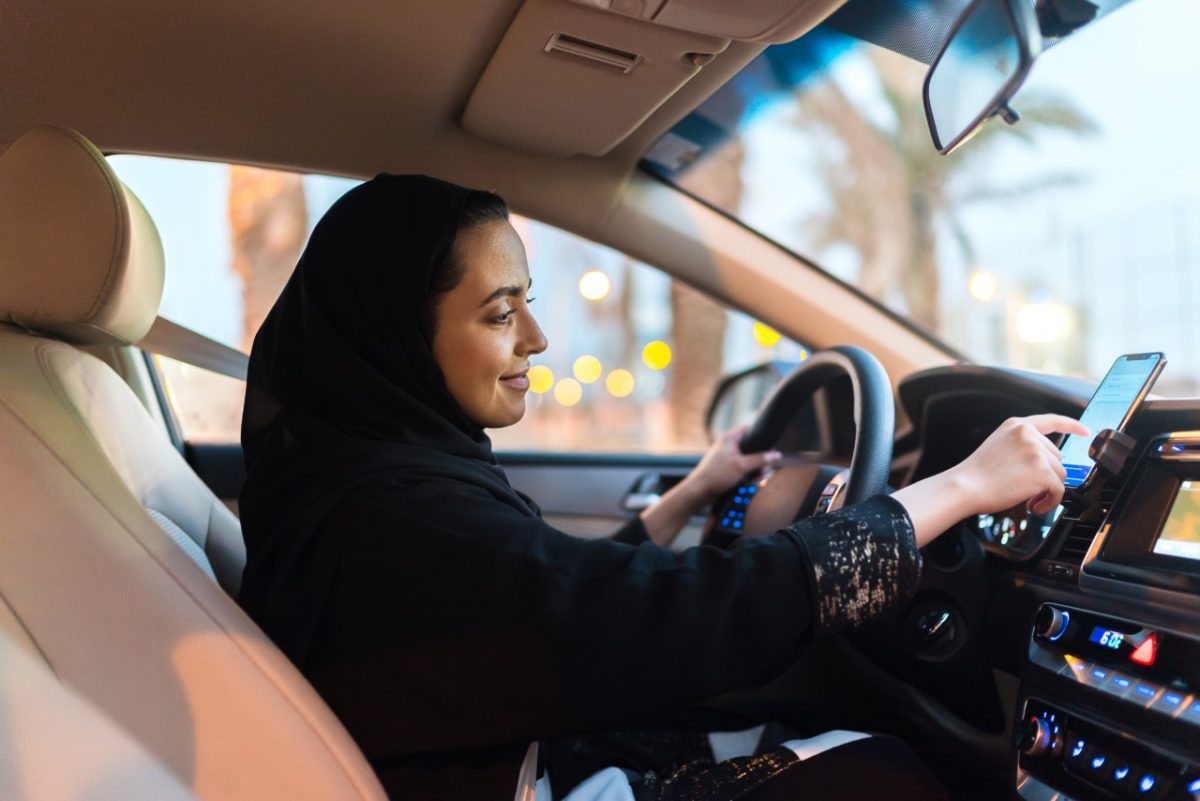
[705,345,894,543]
[702,346,1009,757]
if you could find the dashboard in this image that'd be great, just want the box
[889,366,1200,801]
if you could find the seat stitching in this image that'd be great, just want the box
[0,354,381,799]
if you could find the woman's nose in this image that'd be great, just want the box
[521,314,548,356]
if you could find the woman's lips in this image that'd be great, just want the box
[499,370,529,391]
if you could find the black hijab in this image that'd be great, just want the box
[238,174,539,664]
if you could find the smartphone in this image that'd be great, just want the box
[1061,352,1165,489]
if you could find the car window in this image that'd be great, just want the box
[109,156,808,452]
[642,0,1200,397]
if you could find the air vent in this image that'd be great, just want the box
[1057,522,1099,565]
[1099,475,1126,512]
[544,33,642,73]
[1097,455,1138,517]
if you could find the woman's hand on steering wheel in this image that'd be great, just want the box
[639,427,781,548]
[686,425,782,507]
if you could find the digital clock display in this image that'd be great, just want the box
[1089,627,1125,650]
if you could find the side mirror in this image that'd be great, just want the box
[923,0,1042,155]
[705,361,797,442]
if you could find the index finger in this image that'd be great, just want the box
[1023,413,1091,438]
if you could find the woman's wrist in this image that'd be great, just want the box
[891,466,982,548]
[938,464,983,520]
[675,473,717,513]
[638,475,717,548]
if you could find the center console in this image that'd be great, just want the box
[1013,432,1200,800]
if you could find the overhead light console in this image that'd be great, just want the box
[568,0,848,43]
[462,0,845,157]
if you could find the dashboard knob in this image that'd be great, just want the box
[1034,606,1070,642]
[1018,717,1055,758]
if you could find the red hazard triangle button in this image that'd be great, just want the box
[1130,634,1157,666]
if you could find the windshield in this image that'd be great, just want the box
[643,0,1200,397]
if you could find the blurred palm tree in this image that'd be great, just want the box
[228,167,307,351]
[795,49,1098,331]
[667,141,744,449]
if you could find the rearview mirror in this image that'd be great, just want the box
[923,0,1042,154]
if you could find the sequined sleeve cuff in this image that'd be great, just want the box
[786,494,922,637]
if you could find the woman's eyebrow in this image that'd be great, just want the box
[478,278,533,308]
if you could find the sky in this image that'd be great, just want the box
[731,0,1200,394]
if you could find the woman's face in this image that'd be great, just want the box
[431,220,547,428]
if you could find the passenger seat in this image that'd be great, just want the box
[0,126,386,801]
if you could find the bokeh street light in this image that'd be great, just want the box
[573,355,602,384]
[527,365,554,394]
[554,377,583,406]
[1016,300,1075,343]
[578,270,611,301]
[752,322,782,347]
[968,270,998,302]
[605,369,635,398]
[642,340,672,370]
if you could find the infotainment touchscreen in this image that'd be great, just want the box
[1152,480,1200,561]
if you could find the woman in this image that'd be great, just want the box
[238,175,1085,800]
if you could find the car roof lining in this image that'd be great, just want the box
[0,1,783,235]
[0,0,958,378]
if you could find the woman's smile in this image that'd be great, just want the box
[499,369,529,391]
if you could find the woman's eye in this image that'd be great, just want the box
[526,296,536,304]
[493,310,514,325]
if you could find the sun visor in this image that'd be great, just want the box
[568,0,848,43]
[461,0,729,157]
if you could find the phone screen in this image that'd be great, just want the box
[1061,353,1163,488]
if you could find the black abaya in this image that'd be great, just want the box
[237,175,924,800]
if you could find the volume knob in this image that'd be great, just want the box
[1034,606,1070,642]
[1018,717,1056,757]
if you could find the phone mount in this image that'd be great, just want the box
[1061,428,1138,507]
[1087,428,1138,476]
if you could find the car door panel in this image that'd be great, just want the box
[499,452,704,546]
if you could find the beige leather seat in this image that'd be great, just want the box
[0,126,386,801]
[0,630,200,801]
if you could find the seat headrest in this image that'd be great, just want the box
[0,126,164,346]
